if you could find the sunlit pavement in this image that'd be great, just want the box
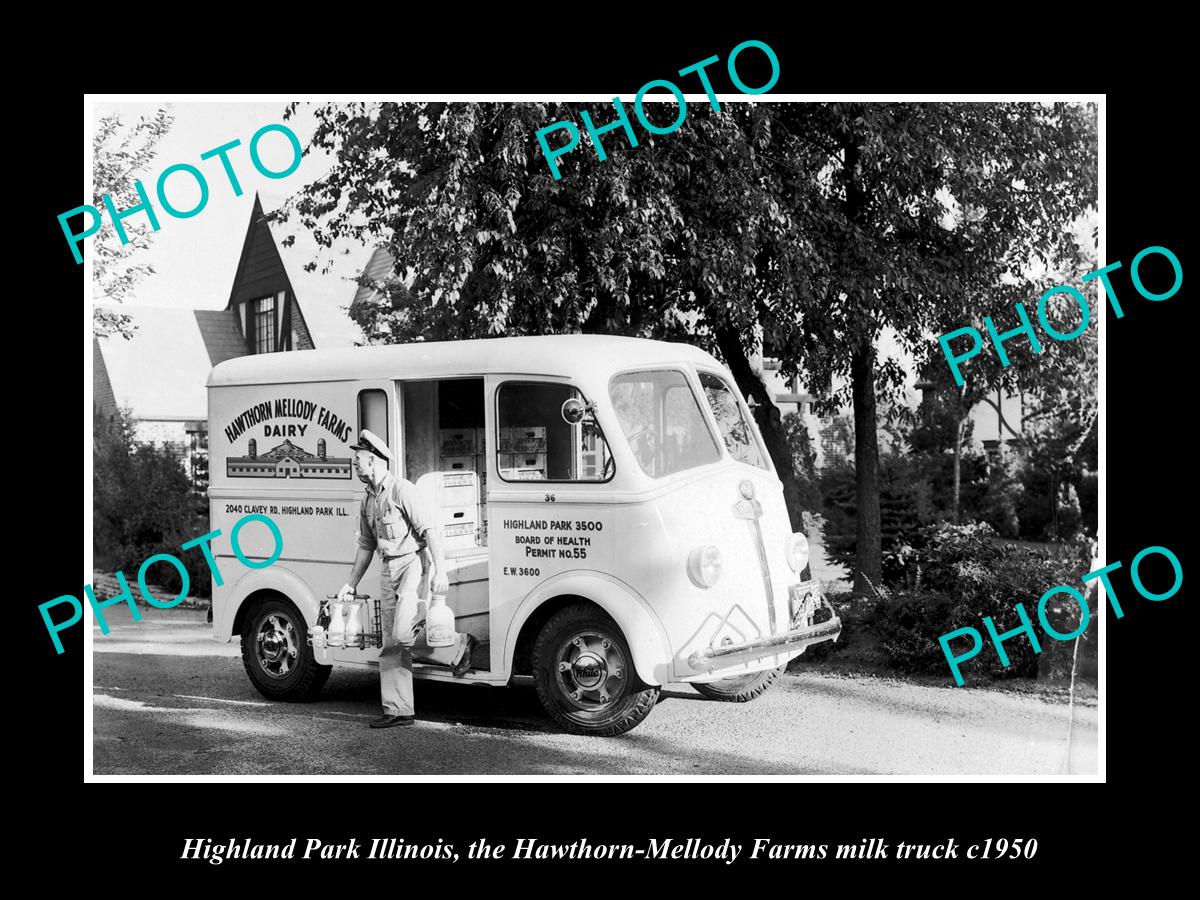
[91,606,1097,776]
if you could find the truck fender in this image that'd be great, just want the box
[213,564,321,642]
[503,571,673,686]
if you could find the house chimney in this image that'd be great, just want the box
[248,439,257,459]
[317,439,326,459]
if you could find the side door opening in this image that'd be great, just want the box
[399,378,490,669]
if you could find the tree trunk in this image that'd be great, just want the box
[836,125,881,594]
[952,413,965,524]
[1050,473,1058,540]
[714,326,806,534]
[850,341,883,595]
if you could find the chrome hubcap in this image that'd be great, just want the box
[555,630,625,709]
[256,613,299,678]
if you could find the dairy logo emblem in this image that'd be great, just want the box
[227,439,352,480]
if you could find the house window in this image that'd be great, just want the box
[186,424,209,491]
[253,296,276,353]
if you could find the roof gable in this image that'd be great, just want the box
[351,245,397,309]
[194,309,246,367]
[225,192,370,350]
[225,194,290,310]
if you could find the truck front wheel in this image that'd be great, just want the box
[240,596,331,702]
[692,665,785,702]
[532,603,659,736]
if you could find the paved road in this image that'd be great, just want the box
[92,607,1097,776]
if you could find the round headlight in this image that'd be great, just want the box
[687,545,723,588]
[785,533,810,573]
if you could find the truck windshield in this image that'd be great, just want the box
[609,370,721,477]
[697,371,768,469]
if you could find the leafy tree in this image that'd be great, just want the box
[285,101,1096,594]
[94,407,210,596]
[92,107,174,338]
[915,211,1099,529]
[284,101,817,529]
[1011,237,1100,540]
[762,103,1096,592]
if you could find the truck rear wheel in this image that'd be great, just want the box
[240,596,331,702]
[692,665,785,702]
[532,603,659,736]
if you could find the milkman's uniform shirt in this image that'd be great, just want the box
[356,472,429,559]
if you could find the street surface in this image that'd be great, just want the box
[93,607,1097,775]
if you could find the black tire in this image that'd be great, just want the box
[240,596,331,702]
[692,665,785,702]
[532,603,659,736]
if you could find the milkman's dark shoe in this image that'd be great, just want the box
[453,635,478,677]
[369,713,415,729]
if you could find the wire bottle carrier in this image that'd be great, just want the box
[307,594,383,650]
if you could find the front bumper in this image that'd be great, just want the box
[686,583,842,672]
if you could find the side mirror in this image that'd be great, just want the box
[562,398,595,425]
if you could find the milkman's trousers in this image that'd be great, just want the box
[377,553,470,717]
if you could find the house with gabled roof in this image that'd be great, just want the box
[94,193,370,485]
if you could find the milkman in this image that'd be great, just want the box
[337,429,477,729]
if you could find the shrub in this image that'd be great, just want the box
[94,409,211,598]
[868,522,1090,681]
[819,464,858,571]
[1077,470,1098,540]
[1015,435,1097,542]
[1055,482,1083,540]
[782,411,822,512]
[978,453,1023,538]
[905,406,990,520]
[821,452,939,586]
[868,588,958,674]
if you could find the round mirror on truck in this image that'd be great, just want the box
[562,398,586,424]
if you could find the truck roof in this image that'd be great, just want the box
[207,334,725,387]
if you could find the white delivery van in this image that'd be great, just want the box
[207,335,840,735]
